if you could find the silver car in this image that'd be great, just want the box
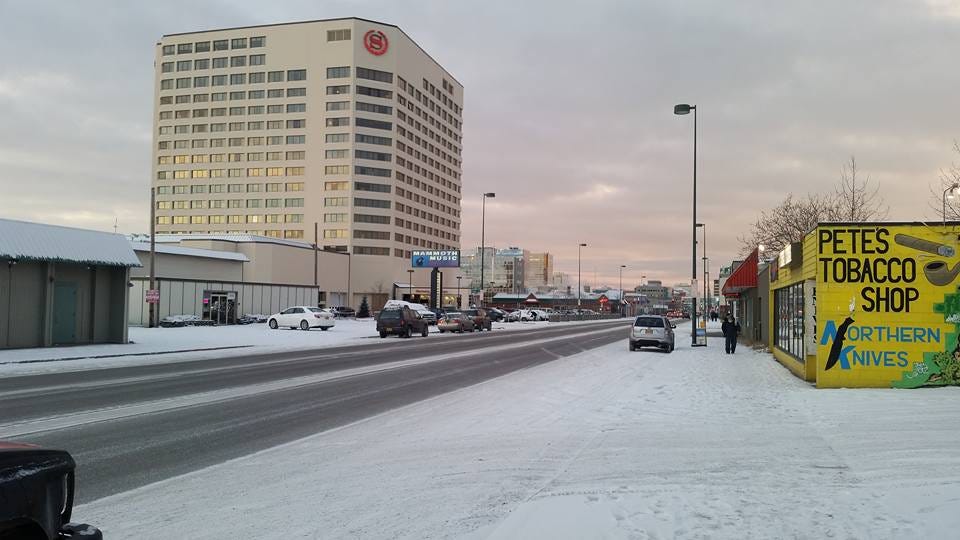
[628,315,675,352]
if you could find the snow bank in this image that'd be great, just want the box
[78,326,960,539]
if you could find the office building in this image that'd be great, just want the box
[152,17,463,308]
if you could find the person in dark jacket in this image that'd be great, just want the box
[721,315,741,354]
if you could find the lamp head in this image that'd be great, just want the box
[579,243,587,247]
[674,104,695,115]
[483,192,496,198]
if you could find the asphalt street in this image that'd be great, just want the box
[0,319,632,503]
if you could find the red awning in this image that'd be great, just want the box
[722,248,759,297]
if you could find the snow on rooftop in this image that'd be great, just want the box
[0,218,141,267]
[154,233,314,249]
[129,242,250,262]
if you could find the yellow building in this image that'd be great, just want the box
[768,222,960,388]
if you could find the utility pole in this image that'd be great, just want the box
[149,187,156,329]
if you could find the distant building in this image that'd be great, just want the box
[634,280,670,313]
[524,252,554,288]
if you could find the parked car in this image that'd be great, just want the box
[383,300,437,325]
[377,306,429,338]
[506,309,541,322]
[0,442,102,540]
[628,315,676,352]
[486,307,506,322]
[461,308,493,331]
[438,312,476,333]
[267,306,336,331]
[329,306,356,318]
[531,309,550,321]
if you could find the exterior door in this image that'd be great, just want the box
[53,282,77,344]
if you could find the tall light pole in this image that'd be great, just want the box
[697,222,707,317]
[619,264,626,317]
[943,183,959,227]
[577,243,587,308]
[479,192,495,307]
[675,103,700,347]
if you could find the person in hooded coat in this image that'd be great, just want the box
[721,315,741,354]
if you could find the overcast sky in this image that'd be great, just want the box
[2,0,959,288]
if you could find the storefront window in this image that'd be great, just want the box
[774,282,804,360]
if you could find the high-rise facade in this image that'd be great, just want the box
[524,252,553,288]
[151,18,463,308]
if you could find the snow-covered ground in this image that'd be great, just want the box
[78,322,960,539]
[0,317,616,376]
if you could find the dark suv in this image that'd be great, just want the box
[376,306,429,338]
[461,308,493,331]
[0,442,101,540]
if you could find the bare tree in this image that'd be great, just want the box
[826,156,889,222]
[738,193,834,256]
[930,141,960,221]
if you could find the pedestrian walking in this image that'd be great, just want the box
[721,315,741,354]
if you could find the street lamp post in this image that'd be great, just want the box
[697,223,707,318]
[479,192,496,307]
[675,103,700,347]
[407,269,414,301]
[456,275,462,309]
[577,243,587,309]
[943,183,960,227]
[619,264,626,317]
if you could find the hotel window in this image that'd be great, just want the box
[213,57,228,69]
[158,141,170,150]
[326,66,350,78]
[324,213,348,223]
[285,182,304,191]
[354,230,391,240]
[326,149,349,159]
[246,183,262,192]
[177,60,192,71]
[209,184,225,193]
[230,73,246,85]
[325,197,348,207]
[173,186,188,194]
[326,101,349,111]
[191,185,207,194]
[230,91,246,100]
[250,36,266,48]
[325,165,349,175]
[285,214,303,223]
[355,133,392,146]
[190,200,208,209]
[231,38,247,49]
[177,43,192,54]
[209,215,225,224]
[176,78,191,89]
[326,117,349,127]
[356,102,392,115]
[266,151,282,160]
[228,122,243,132]
[355,214,390,224]
[286,103,306,113]
[161,62,174,73]
[156,201,172,209]
[355,118,392,130]
[249,72,265,84]
[213,39,228,51]
[195,58,210,70]
[325,181,348,190]
[285,198,304,207]
[159,111,173,120]
[355,166,391,177]
[774,282,804,361]
[160,96,174,104]
[266,183,282,192]
[284,230,304,239]
[228,138,244,147]
[246,121,263,131]
[191,216,207,224]
[246,199,261,208]
[195,41,211,53]
[353,246,390,256]
[355,181,390,193]
[247,152,263,161]
[285,167,304,176]
[286,135,305,144]
[211,123,226,132]
[192,108,208,117]
[229,106,244,115]
[356,67,393,83]
[211,92,226,101]
[267,136,283,145]
[160,79,173,90]
[212,75,227,86]
[230,55,246,68]
[192,170,209,178]
[267,71,284,83]
[249,89,265,99]
[267,104,283,114]
[173,216,188,224]
[191,154,209,163]
[162,45,175,55]
[266,167,283,176]
[287,88,306,97]
[157,186,172,194]
[326,133,349,143]
[287,69,306,81]
[228,215,243,223]
[356,86,392,99]
[227,183,245,193]
[327,29,351,41]
[356,150,391,162]
[285,151,305,160]
[266,199,281,207]
[227,200,242,208]
[248,105,264,115]
[247,168,263,176]
[324,229,348,239]
[326,85,349,95]
[267,89,284,98]
[354,197,391,209]
[249,54,265,66]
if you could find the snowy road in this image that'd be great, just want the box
[0,318,632,503]
[75,321,960,540]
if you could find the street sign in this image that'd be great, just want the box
[695,327,707,346]
[411,250,460,268]
[145,289,160,304]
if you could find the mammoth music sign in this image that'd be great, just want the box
[814,224,960,388]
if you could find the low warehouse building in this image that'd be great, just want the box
[0,218,139,349]
[128,234,350,325]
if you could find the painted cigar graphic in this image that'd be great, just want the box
[894,234,955,257]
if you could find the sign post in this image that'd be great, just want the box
[145,289,160,304]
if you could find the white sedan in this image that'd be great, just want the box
[267,306,336,331]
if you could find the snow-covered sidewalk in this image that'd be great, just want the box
[77,326,960,539]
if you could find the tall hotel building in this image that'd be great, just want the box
[152,18,463,307]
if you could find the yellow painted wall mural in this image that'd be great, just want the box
[815,224,960,388]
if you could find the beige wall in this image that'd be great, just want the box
[132,250,243,281]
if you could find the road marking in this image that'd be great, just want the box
[0,325,627,438]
